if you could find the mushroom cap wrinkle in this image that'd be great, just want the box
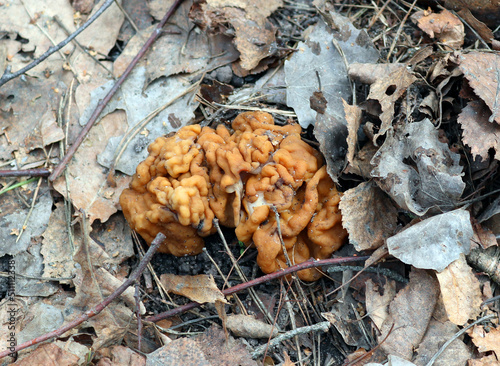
[120,111,348,280]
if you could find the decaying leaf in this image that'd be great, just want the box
[457,8,494,43]
[13,343,79,366]
[371,119,465,216]
[436,254,482,325]
[368,66,417,142]
[339,181,398,251]
[365,279,396,330]
[459,52,500,124]
[226,314,278,338]
[348,63,405,85]
[458,100,500,161]
[469,325,500,358]
[52,111,131,224]
[379,269,439,361]
[387,209,473,272]
[468,354,500,366]
[412,9,464,49]
[414,320,471,366]
[285,12,379,128]
[160,274,227,304]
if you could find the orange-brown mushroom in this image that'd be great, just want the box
[120,111,348,280]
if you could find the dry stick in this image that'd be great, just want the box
[386,0,417,62]
[0,0,114,87]
[49,0,185,182]
[0,169,51,178]
[146,255,369,323]
[0,232,166,360]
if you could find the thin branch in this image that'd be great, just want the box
[145,255,369,323]
[49,0,185,182]
[0,232,166,360]
[0,0,115,87]
[0,169,51,178]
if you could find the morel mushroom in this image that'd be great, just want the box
[120,111,347,280]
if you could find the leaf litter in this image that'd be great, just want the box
[0,0,500,365]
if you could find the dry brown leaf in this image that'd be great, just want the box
[13,343,79,366]
[339,181,398,251]
[344,99,363,165]
[348,63,406,85]
[368,66,417,142]
[379,269,439,360]
[365,279,397,330]
[457,8,494,42]
[226,314,278,338]
[469,325,500,357]
[160,274,227,304]
[147,337,210,366]
[443,0,500,27]
[412,9,464,49]
[95,345,146,366]
[414,320,471,366]
[468,354,500,366]
[344,142,379,178]
[459,52,500,124]
[435,254,482,325]
[458,100,500,161]
[52,111,131,224]
[283,351,296,366]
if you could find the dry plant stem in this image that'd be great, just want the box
[48,0,185,182]
[146,255,369,323]
[252,321,331,358]
[0,0,114,87]
[386,0,417,62]
[135,284,143,352]
[425,313,497,366]
[0,169,51,177]
[0,232,166,360]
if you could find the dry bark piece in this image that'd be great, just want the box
[160,274,226,304]
[469,325,500,357]
[379,269,439,361]
[458,100,500,161]
[339,181,398,251]
[436,254,482,325]
[368,66,417,142]
[459,52,500,124]
[412,9,464,49]
[344,99,363,166]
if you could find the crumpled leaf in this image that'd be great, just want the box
[458,100,500,161]
[348,63,405,85]
[436,254,482,325]
[413,320,471,366]
[469,325,500,357]
[226,314,278,338]
[368,65,417,142]
[412,9,464,49]
[285,12,379,128]
[387,209,473,272]
[459,52,500,124]
[339,181,398,251]
[379,269,439,361]
[371,119,465,216]
[365,279,396,330]
[78,66,198,176]
[160,274,227,304]
[13,343,79,366]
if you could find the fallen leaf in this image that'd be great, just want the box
[339,181,398,251]
[348,63,406,85]
[457,8,494,43]
[365,279,397,330]
[226,314,278,338]
[414,320,471,366]
[371,119,465,216]
[344,141,379,178]
[368,66,417,142]
[436,254,482,325]
[379,269,439,361]
[160,274,227,304]
[95,345,146,366]
[468,354,500,366]
[412,9,464,49]
[344,99,363,166]
[387,209,473,272]
[458,100,500,161]
[442,0,500,27]
[285,12,379,128]
[469,325,500,357]
[459,52,500,124]
[13,343,79,366]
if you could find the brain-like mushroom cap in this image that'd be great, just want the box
[120,112,347,280]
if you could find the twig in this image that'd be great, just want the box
[0,169,51,178]
[145,255,369,323]
[425,313,497,366]
[49,0,185,182]
[252,321,331,358]
[386,0,417,62]
[135,284,143,352]
[0,0,115,87]
[0,232,166,360]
